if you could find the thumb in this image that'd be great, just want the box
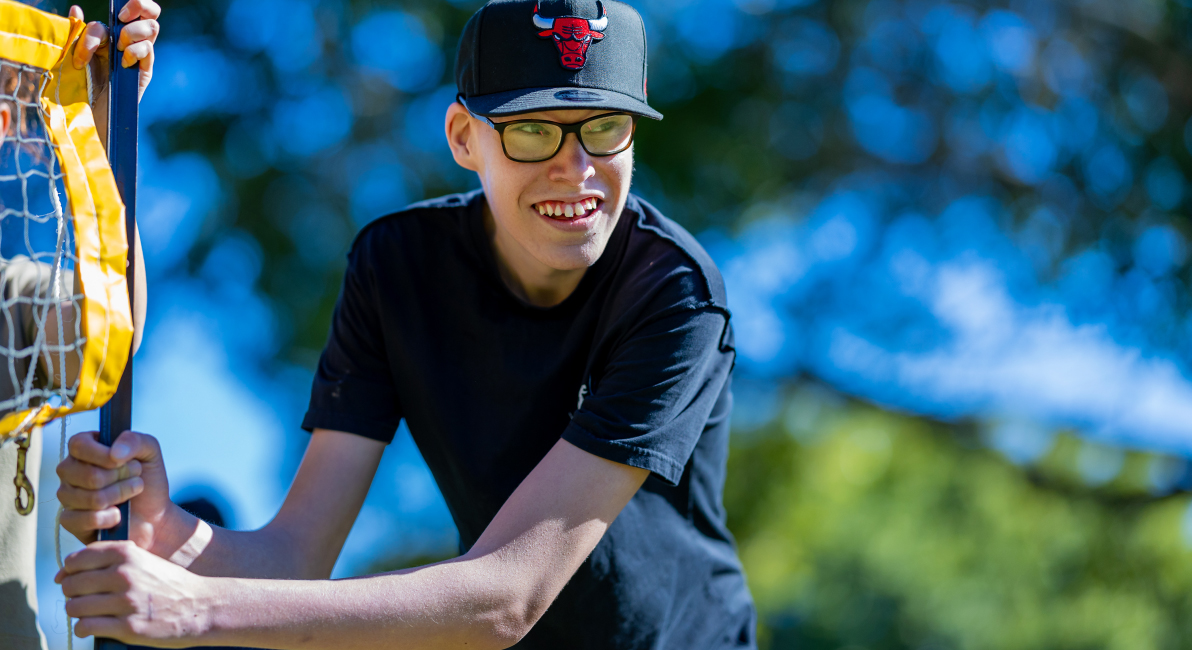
[109,430,161,465]
[72,21,108,70]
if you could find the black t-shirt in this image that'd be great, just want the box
[303,190,756,649]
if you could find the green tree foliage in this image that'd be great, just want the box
[727,388,1192,649]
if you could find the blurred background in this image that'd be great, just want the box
[19,0,1192,647]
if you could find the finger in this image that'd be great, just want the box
[58,508,120,542]
[110,430,162,466]
[121,41,153,69]
[56,476,144,512]
[69,5,83,20]
[62,541,135,575]
[73,616,125,640]
[72,21,109,70]
[61,567,131,598]
[68,431,121,469]
[67,593,137,619]
[119,0,162,22]
[69,429,160,468]
[57,456,142,490]
[58,516,122,550]
[117,19,159,50]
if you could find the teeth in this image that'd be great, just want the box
[536,199,600,218]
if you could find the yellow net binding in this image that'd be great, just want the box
[0,0,132,442]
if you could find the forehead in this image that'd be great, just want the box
[490,108,608,124]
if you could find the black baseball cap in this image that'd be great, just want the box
[455,0,663,120]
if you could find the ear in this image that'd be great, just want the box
[0,103,10,140]
[444,101,482,173]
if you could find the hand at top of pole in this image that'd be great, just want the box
[70,2,159,96]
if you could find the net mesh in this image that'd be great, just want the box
[1,0,135,521]
[0,56,84,433]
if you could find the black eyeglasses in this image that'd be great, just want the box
[467,105,637,163]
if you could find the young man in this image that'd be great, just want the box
[54,1,756,648]
[0,3,158,648]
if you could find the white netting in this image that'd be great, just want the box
[0,57,85,439]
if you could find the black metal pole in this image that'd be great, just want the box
[96,1,138,648]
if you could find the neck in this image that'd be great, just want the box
[484,205,586,308]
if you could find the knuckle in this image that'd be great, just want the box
[119,593,138,612]
[58,459,84,483]
[120,477,142,500]
[58,485,80,505]
[83,467,107,490]
[84,489,108,510]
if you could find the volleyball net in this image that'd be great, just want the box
[0,0,135,514]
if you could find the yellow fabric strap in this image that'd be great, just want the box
[0,0,132,436]
[0,0,74,70]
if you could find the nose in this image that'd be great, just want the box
[547,133,595,185]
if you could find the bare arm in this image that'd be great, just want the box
[59,437,649,649]
[56,428,383,579]
[166,428,386,579]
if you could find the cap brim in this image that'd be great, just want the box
[462,86,663,121]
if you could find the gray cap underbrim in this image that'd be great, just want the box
[462,86,663,120]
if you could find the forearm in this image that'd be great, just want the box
[147,430,379,580]
[201,554,524,650]
[153,508,314,580]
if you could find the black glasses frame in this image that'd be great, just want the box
[466,105,638,163]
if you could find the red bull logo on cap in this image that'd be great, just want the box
[533,0,608,71]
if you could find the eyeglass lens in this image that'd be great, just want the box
[502,114,635,162]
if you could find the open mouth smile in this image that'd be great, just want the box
[533,198,602,220]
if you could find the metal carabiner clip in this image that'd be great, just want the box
[14,434,34,516]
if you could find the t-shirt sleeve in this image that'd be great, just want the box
[562,306,733,485]
[301,242,403,443]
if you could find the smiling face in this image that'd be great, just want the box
[445,103,634,303]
